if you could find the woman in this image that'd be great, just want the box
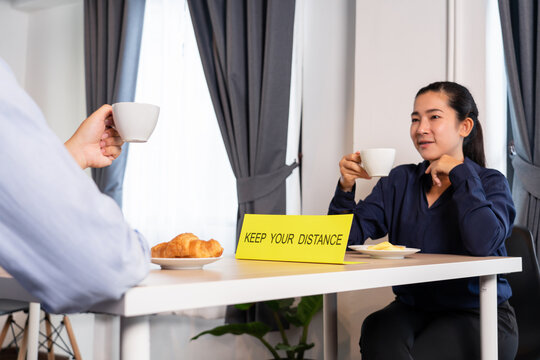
[328,82,518,359]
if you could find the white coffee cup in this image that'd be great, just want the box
[112,102,160,143]
[360,148,396,177]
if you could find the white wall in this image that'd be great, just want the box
[450,0,508,175]
[353,0,447,200]
[24,2,86,142]
[0,1,29,84]
[301,0,356,216]
[0,0,85,142]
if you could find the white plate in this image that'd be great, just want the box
[348,245,420,259]
[151,257,222,270]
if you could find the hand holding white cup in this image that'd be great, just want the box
[360,148,396,177]
[112,102,160,143]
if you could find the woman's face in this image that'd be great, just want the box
[410,91,471,162]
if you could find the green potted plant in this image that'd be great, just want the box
[191,295,323,360]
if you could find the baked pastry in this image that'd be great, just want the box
[151,233,224,258]
[367,241,405,251]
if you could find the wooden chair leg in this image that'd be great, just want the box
[0,314,13,347]
[63,315,82,360]
[45,313,55,360]
[16,321,28,360]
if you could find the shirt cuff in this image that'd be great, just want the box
[449,161,479,188]
[335,179,355,196]
[330,180,357,210]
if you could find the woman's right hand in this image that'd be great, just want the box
[339,151,372,192]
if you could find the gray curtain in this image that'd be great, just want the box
[187,0,298,238]
[84,0,146,206]
[187,0,296,325]
[499,0,540,259]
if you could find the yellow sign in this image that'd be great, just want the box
[236,214,359,264]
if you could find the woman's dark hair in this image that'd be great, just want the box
[415,81,486,167]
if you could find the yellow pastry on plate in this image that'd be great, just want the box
[151,233,224,258]
[367,241,405,251]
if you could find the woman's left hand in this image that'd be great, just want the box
[425,154,463,187]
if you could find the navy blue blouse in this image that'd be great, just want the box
[328,157,516,310]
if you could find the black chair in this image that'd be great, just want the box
[505,225,540,360]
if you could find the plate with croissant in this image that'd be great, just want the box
[151,233,224,270]
[348,241,420,259]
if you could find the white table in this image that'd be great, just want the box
[1,253,521,360]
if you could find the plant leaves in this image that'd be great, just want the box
[265,298,295,312]
[296,295,323,325]
[234,303,254,311]
[191,322,271,340]
[284,307,303,327]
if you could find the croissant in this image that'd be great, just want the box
[151,233,224,258]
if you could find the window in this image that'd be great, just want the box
[485,0,508,175]
[123,0,238,254]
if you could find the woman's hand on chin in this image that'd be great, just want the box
[339,151,372,192]
[425,154,463,187]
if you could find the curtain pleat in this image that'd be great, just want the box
[499,0,540,259]
[188,0,297,237]
[84,0,146,206]
[187,0,297,325]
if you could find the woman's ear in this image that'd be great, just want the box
[459,117,474,138]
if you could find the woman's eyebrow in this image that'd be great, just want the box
[411,108,443,116]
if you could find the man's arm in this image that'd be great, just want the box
[0,57,149,314]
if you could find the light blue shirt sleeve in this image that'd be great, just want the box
[0,57,150,314]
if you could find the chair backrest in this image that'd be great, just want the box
[504,225,540,359]
[0,300,28,316]
[0,300,28,351]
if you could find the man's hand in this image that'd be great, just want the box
[339,151,372,192]
[65,105,124,169]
